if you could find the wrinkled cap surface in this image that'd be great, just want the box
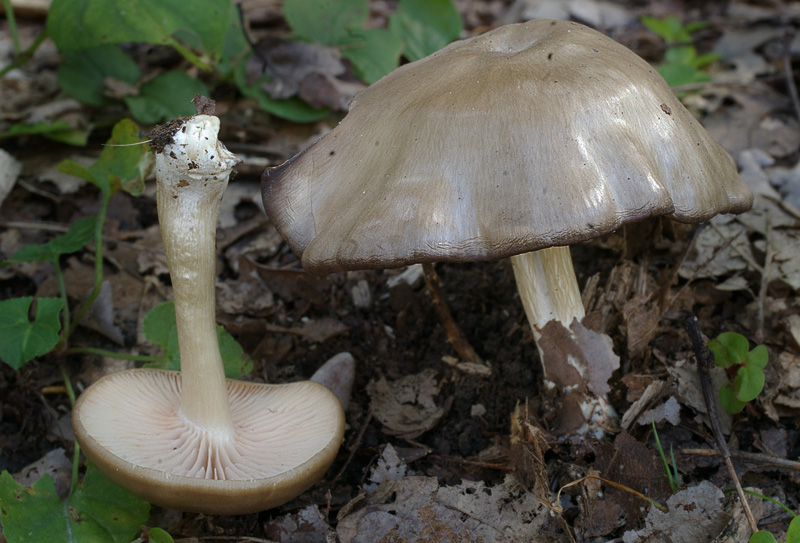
[262,19,753,275]
[73,369,345,514]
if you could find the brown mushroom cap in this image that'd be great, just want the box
[73,369,345,515]
[262,19,753,275]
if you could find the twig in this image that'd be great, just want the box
[429,454,514,471]
[683,315,758,534]
[333,411,372,482]
[422,262,484,365]
[679,448,800,471]
[782,27,800,126]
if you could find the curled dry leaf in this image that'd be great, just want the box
[366,368,444,439]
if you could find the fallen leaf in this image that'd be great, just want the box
[12,448,72,500]
[622,481,730,543]
[637,396,681,427]
[366,443,408,491]
[367,369,444,439]
[337,475,568,543]
[510,402,551,496]
[215,270,274,316]
[264,505,335,543]
[265,317,349,343]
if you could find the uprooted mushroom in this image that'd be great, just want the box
[73,112,345,514]
[261,20,753,434]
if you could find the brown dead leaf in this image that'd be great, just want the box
[510,401,551,496]
[623,293,662,358]
[367,369,444,439]
[593,431,672,525]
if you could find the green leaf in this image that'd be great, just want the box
[58,119,151,196]
[788,515,800,543]
[709,332,749,369]
[284,0,369,46]
[664,45,697,66]
[389,0,462,61]
[147,527,175,543]
[142,302,253,379]
[58,44,140,107]
[216,1,252,80]
[235,61,331,123]
[341,28,404,84]
[0,121,90,146]
[641,15,681,43]
[5,216,97,264]
[736,364,765,402]
[749,531,777,543]
[47,0,234,62]
[747,344,769,370]
[218,326,254,378]
[719,381,746,414]
[124,71,209,125]
[0,297,64,370]
[691,51,722,69]
[0,465,149,543]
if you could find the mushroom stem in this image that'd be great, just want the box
[155,115,239,432]
[510,245,585,352]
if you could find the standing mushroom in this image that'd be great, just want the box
[260,20,753,431]
[72,113,345,514]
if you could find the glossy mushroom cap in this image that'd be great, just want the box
[262,19,753,275]
[73,369,345,514]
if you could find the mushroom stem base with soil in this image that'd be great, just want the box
[510,246,616,435]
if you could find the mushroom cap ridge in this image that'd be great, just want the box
[262,19,753,275]
[73,368,345,515]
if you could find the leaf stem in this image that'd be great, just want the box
[1,0,21,55]
[54,259,71,342]
[68,191,109,336]
[0,27,48,79]
[68,346,166,363]
[58,363,80,496]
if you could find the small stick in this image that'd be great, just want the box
[422,262,484,365]
[683,315,758,534]
[679,448,800,471]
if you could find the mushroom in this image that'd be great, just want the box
[260,21,753,429]
[73,113,345,514]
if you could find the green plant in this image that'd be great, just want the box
[641,15,721,88]
[651,414,681,493]
[2,0,462,134]
[708,332,768,414]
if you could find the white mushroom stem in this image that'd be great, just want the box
[511,246,616,435]
[155,115,240,433]
[510,246,585,351]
